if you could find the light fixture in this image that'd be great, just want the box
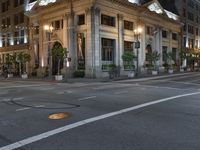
[38,0,56,6]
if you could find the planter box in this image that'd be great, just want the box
[7,74,13,78]
[152,70,158,75]
[128,71,135,78]
[55,75,63,81]
[180,68,184,72]
[22,74,28,79]
[168,69,173,74]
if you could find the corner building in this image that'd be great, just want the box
[0,0,30,74]
[27,0,182,78]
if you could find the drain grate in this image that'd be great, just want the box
[48,112,71,120]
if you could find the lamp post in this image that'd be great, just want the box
[134,27,142,77]
[44,25,53,79]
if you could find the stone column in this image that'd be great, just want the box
[62,15,68,49]
[85,7,100,78]
[39,20,46,67]
[66,11,75,69]
[155,26,162,66]
[117,14,124,70]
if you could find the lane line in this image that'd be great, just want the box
[35,105,45,108]
[0,84,51,89]
[13,97,24,101]
[114,91,128,94]
[1,91,200,150]
[16,108,30,112]
[78,96,97,101]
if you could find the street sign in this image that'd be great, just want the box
[135,41,140,48]
[68,57,71,62]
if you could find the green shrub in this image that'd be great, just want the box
[73,70,85,78]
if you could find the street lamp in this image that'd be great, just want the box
[134,27,142,77]
[44,25,53,79]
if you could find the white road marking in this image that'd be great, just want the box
[1,91,200,150]
[0,84,51,89]
[1,98,11,102]
[13,97,24,101]
[66,90,73,93]
[35,105,45,108]
[93,84,131,90]
[78,96,97,101]
[114,91,128,94]
[16,108,30,112]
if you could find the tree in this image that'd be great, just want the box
[166,51,174,69]
[5,54,14,74]
[52,42,67,75]
[146,51,160,71]
[17,52,31,74]
[121,51,136,70]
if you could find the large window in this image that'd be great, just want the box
[20,30,24,44]
[124,41,133,51]
[101,14,115,27]
[51,20,63,30]
[124,20,133,30]
[162,30,167,38]
[14,14,19,25]
[1,1,9,13]
[146,26,153,35]
[14,0,23,7]
[162,46,167,63]
[78,14,85,25]
[172,33,177,40]
[172,48,177,62]
[14,31,19,45]
[188,12,194,21]
[102,38,115,61]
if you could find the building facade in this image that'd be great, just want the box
[0,0,32,74]
[175,0,200,50]
[0,0,182,78]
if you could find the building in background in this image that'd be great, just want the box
[0,0,33,75]
[25,0,182,78]
[175,0,200,51]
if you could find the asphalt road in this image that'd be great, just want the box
[0,72,200,150]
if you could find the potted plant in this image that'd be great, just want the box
[146,51,160,75]
[166,51,174,74]
[122,51,136,78]
[17,52,31,79]
[179,48,187,72]
[108,64,117,79]
[5,54,14,78]
[52,42,67,81]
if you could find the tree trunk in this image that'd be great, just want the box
[57,59,60,75]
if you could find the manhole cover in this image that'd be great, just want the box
[48,112,71,120]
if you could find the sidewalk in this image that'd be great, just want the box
[0,71,195,83]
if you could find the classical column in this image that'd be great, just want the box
[66,11,75,69]
[85,7,100,78]
[117,14,124,69]
[155,26,162,65]
[62,15,68,48]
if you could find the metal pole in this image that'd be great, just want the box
[136,46,139,77]
[48,32,52,80]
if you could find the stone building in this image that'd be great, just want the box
[0,0,32,74]
[175,0,200,50]
[27,0,182,77]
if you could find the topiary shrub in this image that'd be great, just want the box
[73,70,85,78]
